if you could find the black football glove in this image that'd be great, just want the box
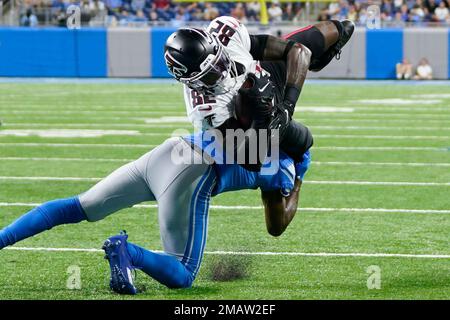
[238,73,275,128]
[268,101,294,139]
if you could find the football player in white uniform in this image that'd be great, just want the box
[164,16,354,165]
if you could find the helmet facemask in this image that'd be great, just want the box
[180,42,235,93]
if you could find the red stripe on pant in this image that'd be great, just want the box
[282,25,314,40]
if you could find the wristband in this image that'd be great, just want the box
[284,84,301,107]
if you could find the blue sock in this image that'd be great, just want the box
[127,242,194,289]
[0,197,87,249]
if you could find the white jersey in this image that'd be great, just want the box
[184,16,269,130]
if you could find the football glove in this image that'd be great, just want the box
[238,73,275,128]
[268,101,294,139]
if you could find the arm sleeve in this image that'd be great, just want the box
[249,34,269,61]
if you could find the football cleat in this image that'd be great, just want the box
[309,20,355,72]
[102,230,137,295]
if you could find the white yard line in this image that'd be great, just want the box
[1,132,448,140]
[0,176,100,182]
[313,161,450,167]
[3,123,450,131]
[1,202,450,214]
[0,176,448,186]
[310,125,450,131]
[4,112,450,123]
[0,157,133,162]
[4,123,189,129]
[0,142,156,148]
[2,132,448,140]
[1,157,449,168]
[307,180,450,186]
[314,134,450,140]
[0,143,447,152]
[315,146,446,151]
[301,118,450,124]
[4,246,449,259]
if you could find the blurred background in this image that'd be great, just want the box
[0,0,449,79]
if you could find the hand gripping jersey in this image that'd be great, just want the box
[183,16,269,130]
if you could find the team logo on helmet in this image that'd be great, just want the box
[164,51,188,78]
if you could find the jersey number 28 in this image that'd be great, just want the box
[209,20,236,46]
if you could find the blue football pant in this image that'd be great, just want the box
[79,137,216,287]
[0,138,215,288]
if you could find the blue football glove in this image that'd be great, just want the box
[258,152,296,195]
[295,151,311,181]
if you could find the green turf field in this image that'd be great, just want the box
[0,81,449,300]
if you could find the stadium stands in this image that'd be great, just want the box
[10,0,450,27]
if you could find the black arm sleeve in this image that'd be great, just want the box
[249,34,269,60]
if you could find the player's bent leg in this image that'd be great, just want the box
[103,138,216,292]
[79,153,156,222]
[102,231,195,294]
[127,242,195,289]
[283,20,355,72]
[0,148,158,250]
[0,197,86,250]
[156,162,216,287]
[142,139,215,288]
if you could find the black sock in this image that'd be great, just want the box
[285,26,326,61]
[330,20,344,40]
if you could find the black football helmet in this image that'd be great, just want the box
[164,28,233,92]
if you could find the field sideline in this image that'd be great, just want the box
[0,80,449,299]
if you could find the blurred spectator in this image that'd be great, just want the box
[283,3,295,20]
[328,1,341,18]
[396,58,413,79]
[131,0,146,12]
[20,8,38,27]
[172,6,190,22]
[414,58,433,80]
[399,4,410,21]
[246,1,260,21]
[104,0,122,11]
[337,0,349,19]
[268,2,283,22]
[394,0,404,9]
[154,0,170,10]
[381,0,395,20]
[134,9,148,23]
[12,0,450,27]
[410,1,426,22]
[231,3,247,23]
[358,8,369,25]
[434,1,449,21]
[347,5,358,21]
[118,8,131,25]
[204,2,219,21]
[425,0,438,13]
[89,0,107,25]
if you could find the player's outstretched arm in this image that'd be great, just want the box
[260,179,302,237]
